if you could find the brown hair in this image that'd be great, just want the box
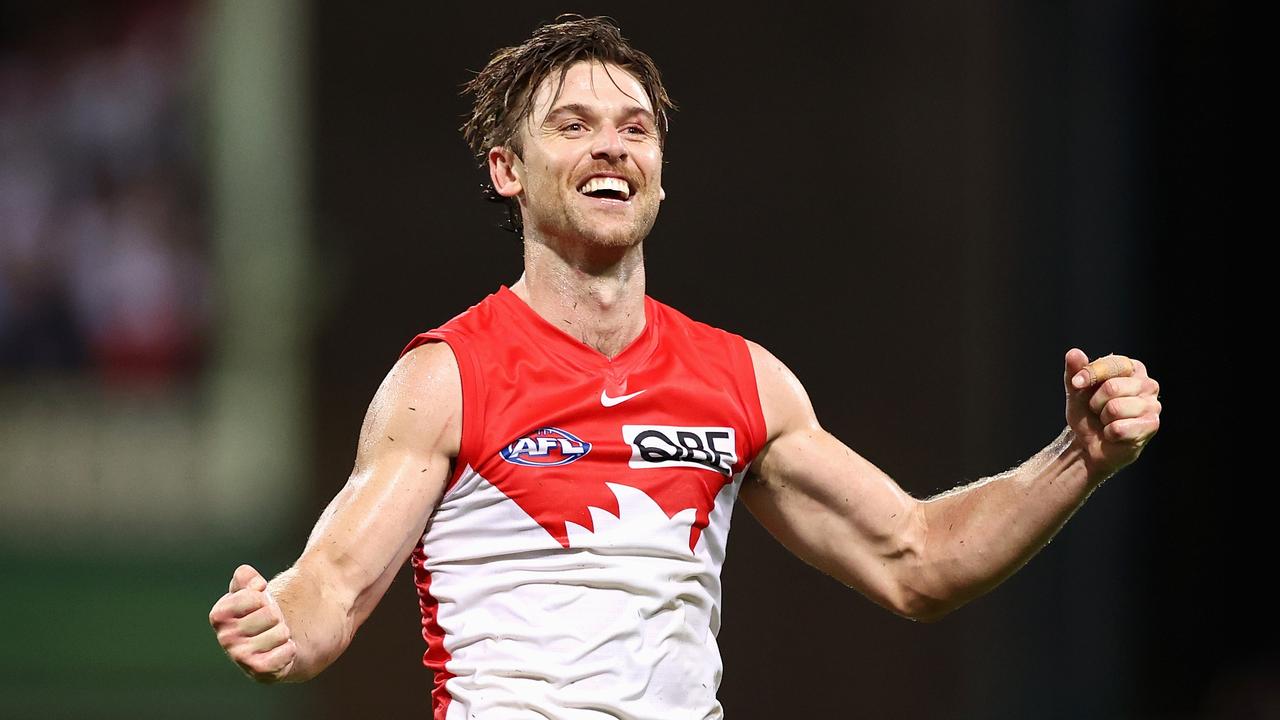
[460,14,676,238]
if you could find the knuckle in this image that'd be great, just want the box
[1105,397,1132,419]
[244,651,288,681]
[1117,421,1144,442]
[229,642,254,663]
[260,615,283,635]
[1104,420,1133,442]
[255,625,288,652]
[216,628,237,648]
[242,604,275,629]
[1089,393,1110,415]
[213,610,227,627]
[213,620,236,640]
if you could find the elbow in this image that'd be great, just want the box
[893,583,955,623]
[900,595,953,623]
[888,503,956,623]
[863,555,955,622]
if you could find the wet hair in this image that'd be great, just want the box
[460,14,676,239]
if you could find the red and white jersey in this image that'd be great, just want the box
[402,286,766,720]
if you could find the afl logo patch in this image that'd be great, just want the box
[501,427,592,467]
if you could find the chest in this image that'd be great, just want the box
[465,350,751,551]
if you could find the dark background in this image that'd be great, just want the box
[303,3,1254,719]
[0,1,1251,718]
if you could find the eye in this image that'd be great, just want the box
[561,121,586,133]
[622,124,657,139]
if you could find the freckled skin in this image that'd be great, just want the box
[211,29,1162,688]
[742,344,1159,621]
[209,343,461,682]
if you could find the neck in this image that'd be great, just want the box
[510,234,647,359]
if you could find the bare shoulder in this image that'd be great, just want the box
[354,341,462,471]
[745,339,820,445]
[289,340,463,630]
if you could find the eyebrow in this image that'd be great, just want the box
[543,103,656,126]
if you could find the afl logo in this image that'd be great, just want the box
[501,427,592,467]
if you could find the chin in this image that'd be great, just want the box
[528,201,658,250]
[580,226,645,248]
[569,213,657,249]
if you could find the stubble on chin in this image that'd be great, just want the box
[539,193,660,250]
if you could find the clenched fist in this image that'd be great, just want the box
[1064,348,1161,479]
[209,564,297,683]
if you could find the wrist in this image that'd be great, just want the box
[1063,426,1116,487]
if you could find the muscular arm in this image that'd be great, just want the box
[211,342,461,681]
[739,342,1158,622]
[279,342,460,680]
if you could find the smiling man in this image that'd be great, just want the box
[209,15,1162,720]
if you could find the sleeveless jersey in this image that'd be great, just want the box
[401,286,767,720]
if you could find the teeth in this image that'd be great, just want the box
[578,176,631,200]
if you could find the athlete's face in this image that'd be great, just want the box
[489,61,665,249]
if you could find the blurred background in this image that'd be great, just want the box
[0,1,1249,718]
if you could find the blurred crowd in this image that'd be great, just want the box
[0,2,209,384]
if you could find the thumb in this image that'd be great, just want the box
[230,564,267,593]
[1064,348,1091,392]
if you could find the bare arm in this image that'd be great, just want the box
[209,341,461,681]
[739,342,1159,622]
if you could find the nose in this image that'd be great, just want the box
[590,125,627,161]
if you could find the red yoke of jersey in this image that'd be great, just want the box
[401,285,767,554]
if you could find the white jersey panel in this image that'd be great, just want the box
[422,465,741,720]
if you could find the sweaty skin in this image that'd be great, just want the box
[210,56,1161,682]
[489,61,663,358]
[742,346,1159,620]
[209,342,460,682]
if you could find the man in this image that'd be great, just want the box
[209,15,1161,719]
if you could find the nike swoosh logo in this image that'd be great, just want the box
[600,389,646,407]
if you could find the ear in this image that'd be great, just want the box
[488,146,523,198]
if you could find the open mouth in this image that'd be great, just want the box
[578,176,632,202]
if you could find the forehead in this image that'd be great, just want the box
[528,61,652,122]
